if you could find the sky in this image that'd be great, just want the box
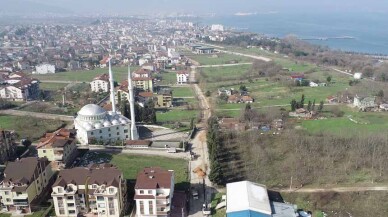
[3,0,388,16]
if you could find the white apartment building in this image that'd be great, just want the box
[0,157,54,214]
[90,74,110,93]
[0,72,40,101]
[176,71,189,84]
[51,164,126,217]
[134,167,174,217]
[33,64,56,74]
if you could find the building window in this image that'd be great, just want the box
[99,130,102,133]
[117,132,120,135]
[43,150,46,153]
[149,201,154,214]
[139,201,144,214]
[59,209,65,215]
[108,128,111,132]
[91,132,94,135]
[124,129,128,133]
[6,198,11,202]
[67,196,74,200]
[139,190,144,194]
[148,190,152,194]
[4,191,9,195]
[69,210,75,214]
[109,188,114,194]
[97,196,104,201]
[67,203,75,207]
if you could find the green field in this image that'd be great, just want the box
[31,66,136,82]
[172,86,195,98]
[187,53,253,65]
[200,65,252,83]
[39,82,69,90]
[156,109,199,123]
[0,115,66,141]
[158,71,177,86]
[300,109,388,134]
[109,153,189,190]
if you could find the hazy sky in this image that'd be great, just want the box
[7,0,388,16]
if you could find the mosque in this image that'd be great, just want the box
[74,60,139,145]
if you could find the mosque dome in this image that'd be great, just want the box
[79,104,106,116]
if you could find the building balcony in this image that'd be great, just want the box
[13,200,29,206]
[156,203,169,207]
[54,155,63,161]
[156,194,169,199]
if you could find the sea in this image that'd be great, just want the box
[198,12,388,55]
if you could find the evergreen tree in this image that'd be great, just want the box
[307,101,312,111]
[318,101,324,112]
[312,99,316,111]
[300,94,305,108]
[209,160,224,185]
[290,99,297,111]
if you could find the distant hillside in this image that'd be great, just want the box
[0,0,73,16]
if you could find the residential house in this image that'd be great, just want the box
[309,81,318,87]
[380,104,388,111]
[155,89,173,108]
[219,118,246,131]
[51,164,126,217]
[226,181,297,217]
[137,92,154,107]
[33,64,55,74]
[0,157,54,214]
[0,72,40,101]
[134,167,174,217]
[0,130,17,164]
[326,96,338,104]
[241,95,254,104]
[218,88,232,96]
[176,70,189,84]
[36,128,78,170]
[353,96,376,110]
[133,68,154,92]
[90,74,110,93]
[227,95,240,104]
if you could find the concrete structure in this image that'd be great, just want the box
[33,64,55,74]
[226,181,297,217]
[134,167,174,217]
[155,89,173,108]
[133,68,154,92]
[353,96,376,110]
[354,72,363,80]
[36,128,78,170]
[0,157,54,214]
[90,74,110,93]
[176,71,189,84]
[0,130,17,164]
[128,66,139,140]
[51,164,126,217]
[0,72,39,101]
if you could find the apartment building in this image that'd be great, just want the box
[0,130,17,164]
[134,167,174,217]
[0,157,54,214]
[0,72,39,101]
[36,128,78,170]
[176,71,189,84]
[133,68,153,92]
[51,164,126,217]
[154,89,173,109]
[90,74,110,93]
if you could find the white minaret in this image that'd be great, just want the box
[128,65,139,140]
[108,58,117,113]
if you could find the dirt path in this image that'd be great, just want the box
[278,186,388,193]
[0,109,74,121]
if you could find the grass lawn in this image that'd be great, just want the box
[171,86,195,98]
[0,214,11,217]
[300,108,388,135]
[39,82,69,90]
[200,65,252,83]
[0,115,66,141]
[156,110,199,123]
[211,193,226,217]
[187,53,253,65]
[110,153,189,190]
[31,66,137,82]
[158,71,177,86]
